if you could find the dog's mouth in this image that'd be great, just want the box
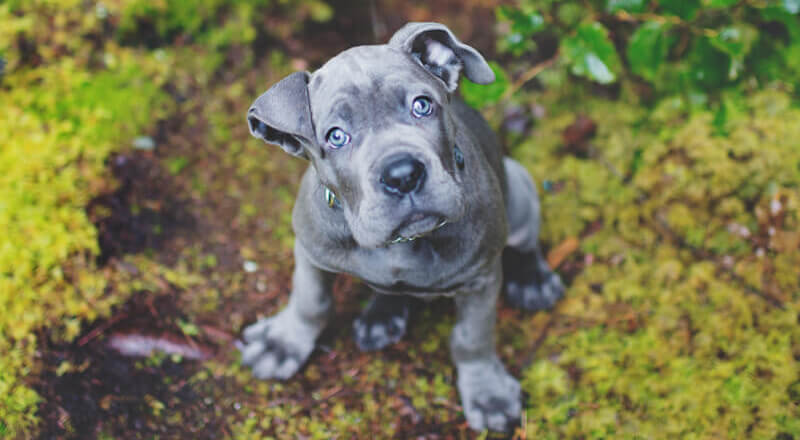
[387,213,448,245]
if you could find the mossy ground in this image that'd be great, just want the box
[1,1,798,438]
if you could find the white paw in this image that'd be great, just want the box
[240,310,317,380]
[457,357,522,432]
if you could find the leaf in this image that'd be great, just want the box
[627,21,671,81]
[688,36,730,88]
[562,22,622,84]
[606,0,647,13]
[709,24,758,79]
[308,0,333,22]
[710,25,758,58]
[167,156,189,175]
[496,6,545,56]
[497,6,545,35]
[460,62,509,108]
[708,0,738,7]
[659,0,701,19]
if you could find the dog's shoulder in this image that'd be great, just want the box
[451,97,506,192]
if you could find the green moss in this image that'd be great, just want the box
[514,86,800,438]
[0,1,176,434]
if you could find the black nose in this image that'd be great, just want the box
[380,157,426,195]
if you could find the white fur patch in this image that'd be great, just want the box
[422,39,463,91]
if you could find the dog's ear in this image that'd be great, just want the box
[247,71,315,159]
[389,22,495,92]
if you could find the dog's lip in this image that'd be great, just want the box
[387,213,448,245]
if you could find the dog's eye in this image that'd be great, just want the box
[412,96,433,118]
[326,127,350,149]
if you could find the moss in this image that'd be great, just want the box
[513,86,800,438]
[0,8,172,435]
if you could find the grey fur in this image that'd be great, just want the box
[353,294,411,351]
[242,22,564,432]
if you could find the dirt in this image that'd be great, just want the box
[35,294,228,439]
[88,152,196,265]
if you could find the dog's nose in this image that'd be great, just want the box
[380,156,426,195]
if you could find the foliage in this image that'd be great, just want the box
[115,0,332,71]
[461,62,510,108]
[478,0,800,105]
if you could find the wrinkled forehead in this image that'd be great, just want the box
[308,45,445,125]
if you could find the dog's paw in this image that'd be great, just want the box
[353,295,409,351]
[241,311,316,380]
[457,357,522,433]
[505,270,564,311]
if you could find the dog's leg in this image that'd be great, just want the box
[502,157,564,311]
[353,294,412,351]
[451,264,522,432]
[241,244,334,380]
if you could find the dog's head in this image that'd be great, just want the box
[247,22,494,248]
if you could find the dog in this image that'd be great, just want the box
[242,22,564,432]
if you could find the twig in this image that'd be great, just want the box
[612,10,719,38]
[504,53,560,102]
[520,313,557,368]
[486,54,559,120]
[77,312,128,346]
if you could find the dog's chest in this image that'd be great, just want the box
[346,238,489,296]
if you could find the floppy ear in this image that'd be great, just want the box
[389,22,495,92]
[247,71,315,159]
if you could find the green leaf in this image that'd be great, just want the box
[167,156,189,175]
[710,25,758,58]
[308,0,333,22]
[606,0,647,13]
[558,2,588,28]
[496,6,545,56]
[660,0,700,19]
[562,22,622,84]
[687,36,730,88]
[707,0,738,7]
[627,21,671,81]
[460,62,509,108]
[709,24,758,79]
[497,6,545,35]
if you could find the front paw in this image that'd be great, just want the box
[503,247,565,311]
[506,270,564,311]
[353,295,409,352]
[241,311,316,380]
[457,358,522,433]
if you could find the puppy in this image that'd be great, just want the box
[242,22,564,432]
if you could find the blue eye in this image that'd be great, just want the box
[412,96,433,117]
[326,127,350,149]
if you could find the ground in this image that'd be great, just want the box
[1,1,799,439]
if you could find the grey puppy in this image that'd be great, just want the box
[242,22,564,432]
